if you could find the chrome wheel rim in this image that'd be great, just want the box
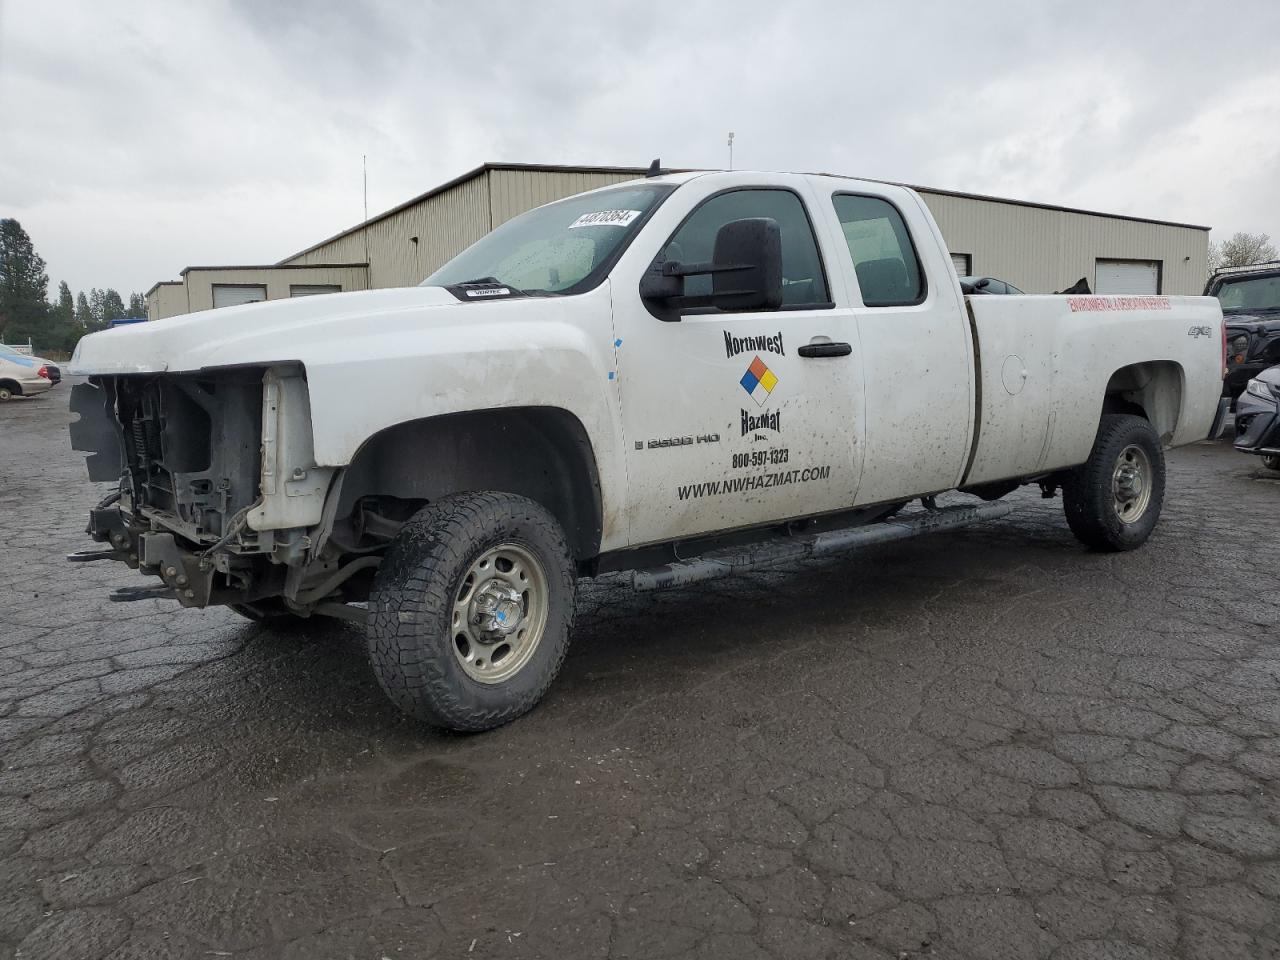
[452,543,548,684]
[1112,444,1153,523]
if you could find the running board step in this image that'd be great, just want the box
[631,501,1014,592]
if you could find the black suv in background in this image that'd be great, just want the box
[1206,263,1280,403]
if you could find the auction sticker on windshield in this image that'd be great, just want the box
[569,210,642,229]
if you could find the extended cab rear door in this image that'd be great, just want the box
[608,175,866,547]
[812,181,975,504]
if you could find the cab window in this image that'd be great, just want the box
[832,194,926,307]
[658,189,830,309]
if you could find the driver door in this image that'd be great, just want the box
[611,183,865,547]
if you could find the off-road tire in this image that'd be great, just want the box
[366,492,575,731]
[1063,414,1165,551]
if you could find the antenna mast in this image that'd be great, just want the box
[362,154,370,267]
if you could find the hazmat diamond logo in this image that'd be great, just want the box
[739,355,778,406]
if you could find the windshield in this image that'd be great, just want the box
[1216,274,1280,314]
[424,183,675,296]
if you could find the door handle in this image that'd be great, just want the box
[798,341,852,358]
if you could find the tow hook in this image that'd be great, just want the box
[139,532,215,606]
[83,506,142,568]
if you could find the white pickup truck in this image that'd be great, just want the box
[69,169,1228,730]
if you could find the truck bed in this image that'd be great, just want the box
[961,293,1223,486]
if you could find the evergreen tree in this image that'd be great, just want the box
[55,281,74,322]
[89,288,105,329]
[75,291,93,330]
[0,218,50,342]
[101,289,127,324]
[127,292,147,318]
[43,281,80,352]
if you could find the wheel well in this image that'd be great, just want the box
[0,379,22,395]
[334,407,603,562]
[1102,361,1183,442]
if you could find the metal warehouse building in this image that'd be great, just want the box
[146,162,1209,320]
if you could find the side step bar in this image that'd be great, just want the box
[631,501,1013,592]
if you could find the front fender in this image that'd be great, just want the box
[301,291,626,547]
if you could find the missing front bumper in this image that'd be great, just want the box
[79,505,216,606]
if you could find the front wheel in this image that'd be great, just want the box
[1262,453,1280,472]
[1062,414,1166,552]
[366,492,576,731]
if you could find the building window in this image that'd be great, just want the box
[950,253,972,277]
[290,284,342,297]
[211,285,267,308]
[1095,259,1161,295]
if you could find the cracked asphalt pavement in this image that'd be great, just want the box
[2,388,1279,960]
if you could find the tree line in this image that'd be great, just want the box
[1208,232,1277,275]
[0,218,147,356]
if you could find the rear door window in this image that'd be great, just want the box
[832,194,926,307]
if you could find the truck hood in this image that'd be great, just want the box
[70,286,523,375]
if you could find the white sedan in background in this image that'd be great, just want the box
[0,345,55,401]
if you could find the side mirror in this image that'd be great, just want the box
[640,217,783,318]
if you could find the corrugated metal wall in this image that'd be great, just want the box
[286,174,492,287]
[488,169,641,226]
[272,166,1209,296]
[181,265,370,313]
[147,283,187,321]
[920,191,1209,295]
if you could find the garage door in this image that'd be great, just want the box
[1095,260,1159,294]
[212,284,267,308]
[950,253,971,276]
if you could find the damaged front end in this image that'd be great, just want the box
[68,365,374,621]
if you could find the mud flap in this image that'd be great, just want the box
[1208,397,1232,441]
[69,381,124,481]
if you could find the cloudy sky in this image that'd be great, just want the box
[2,0,1278,297]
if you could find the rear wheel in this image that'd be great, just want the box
[1263,453,1280,472]
[0,384,16,402]
[366,492,575,731]
[1063,414,1165,551]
